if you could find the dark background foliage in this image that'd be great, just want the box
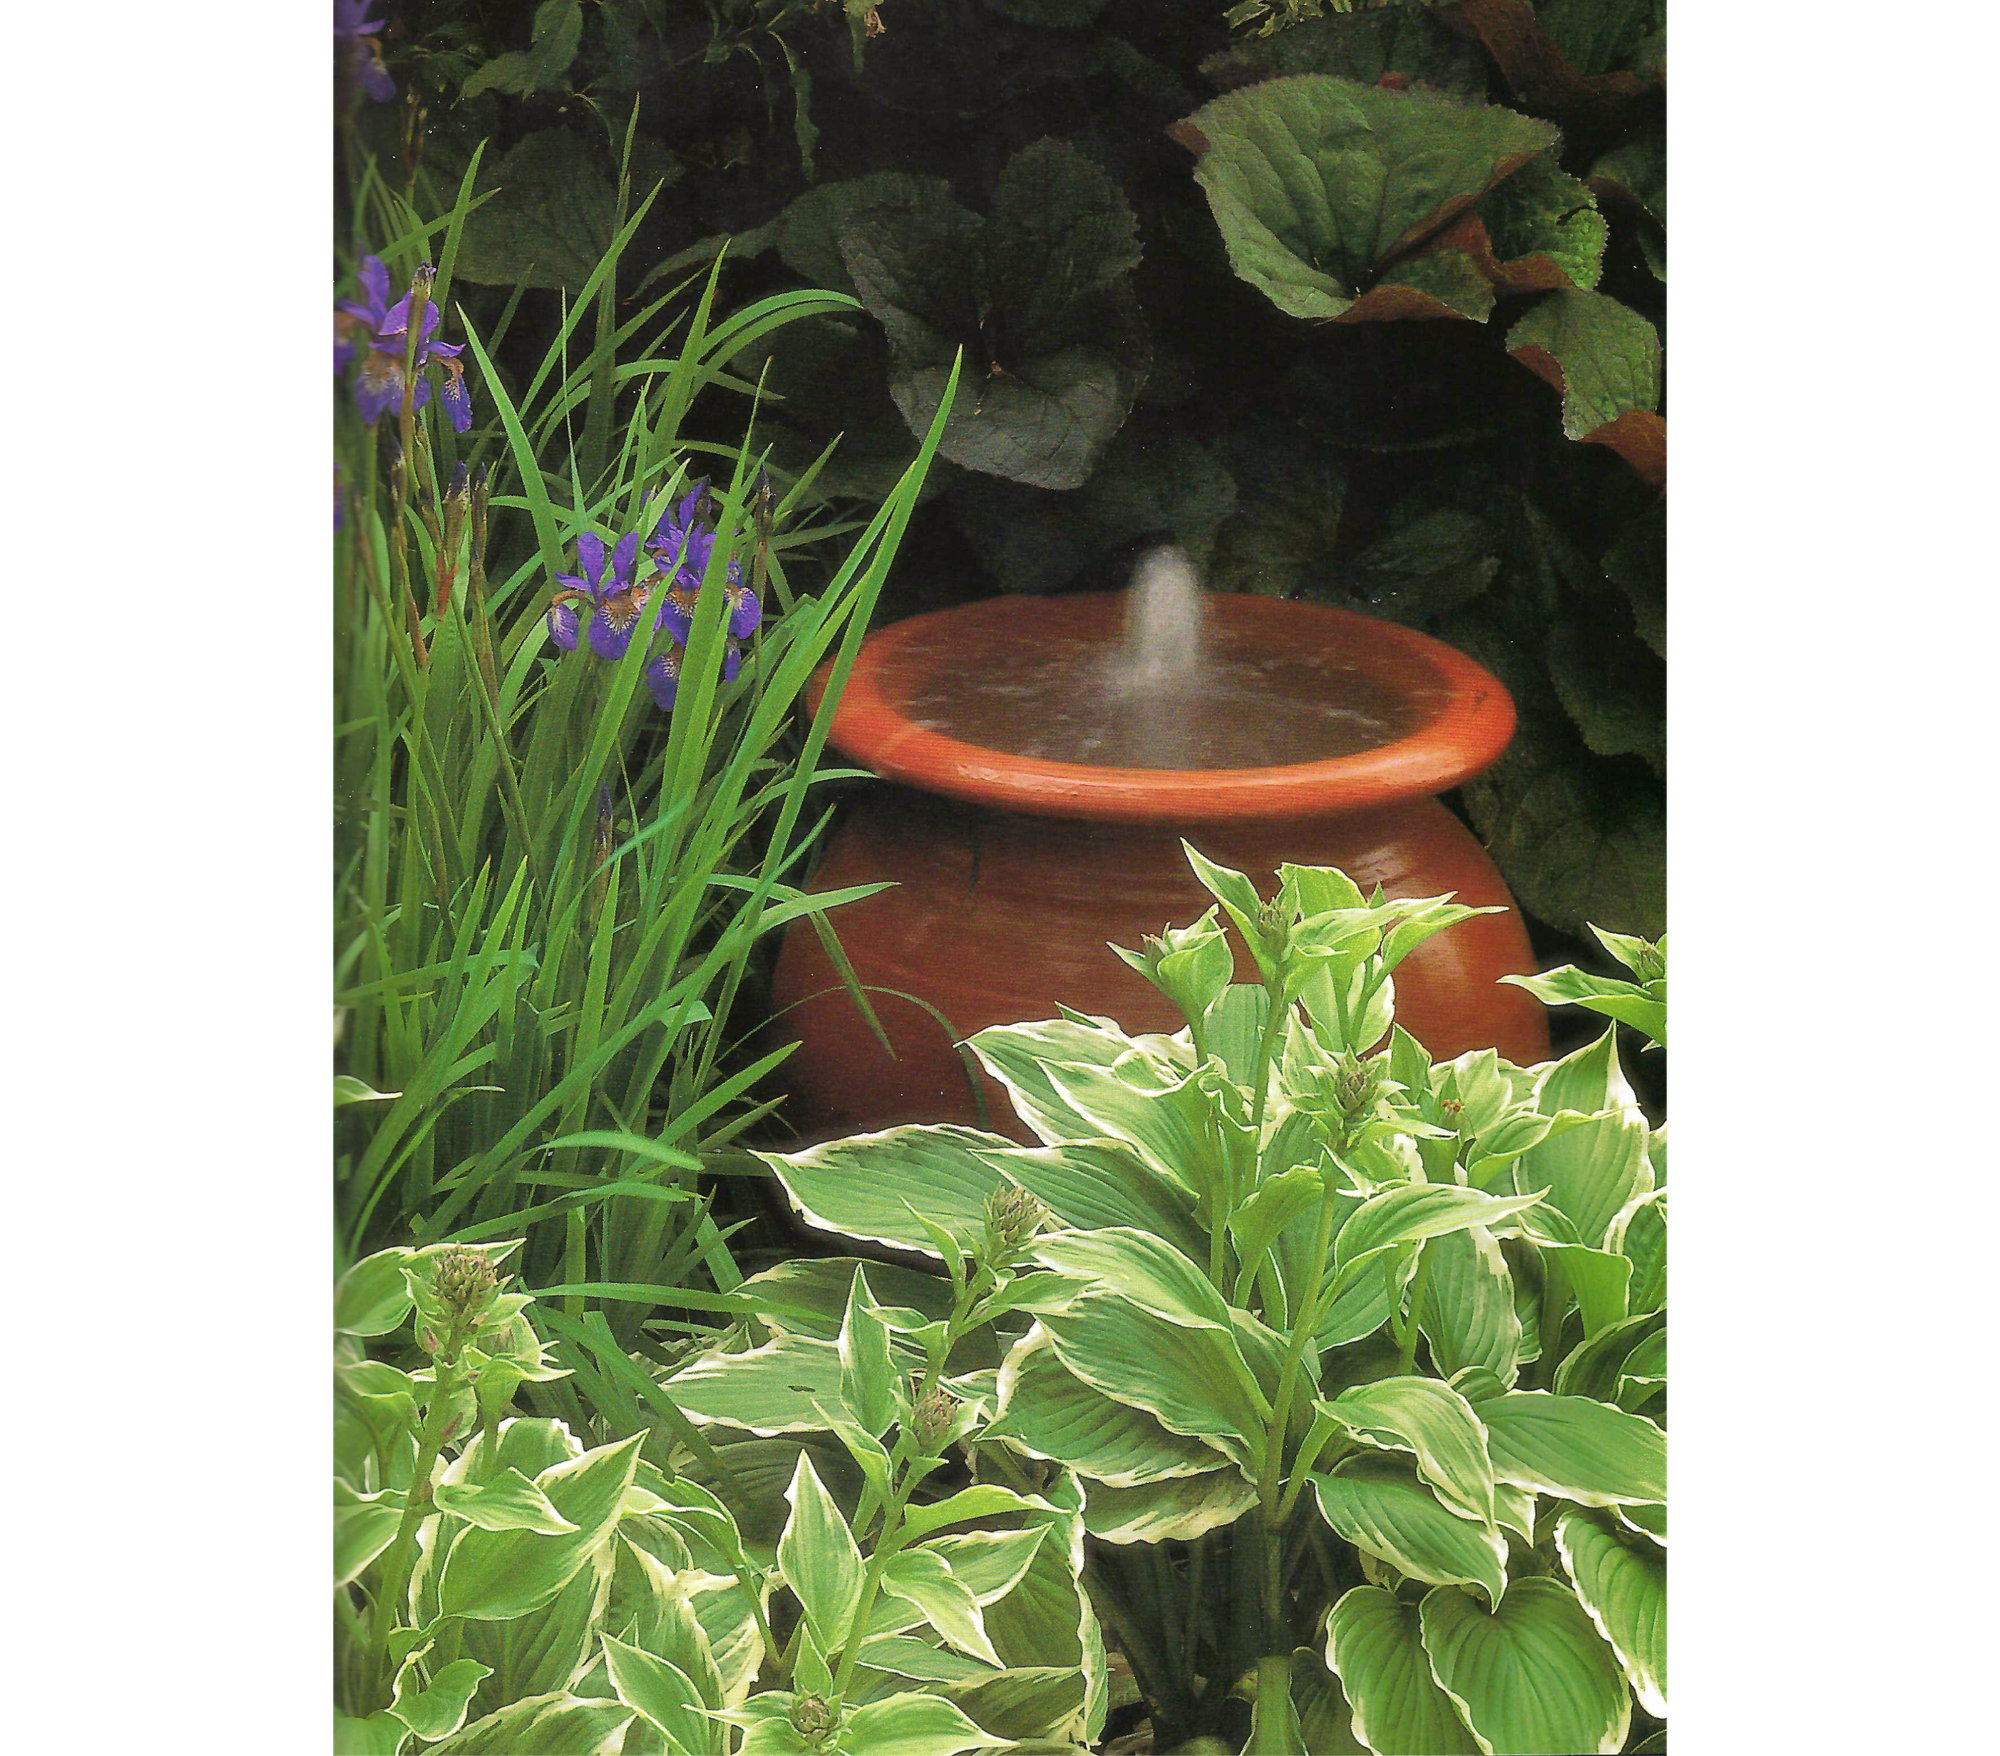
[350,0,1664,1033]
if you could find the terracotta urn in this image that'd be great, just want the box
[768,593,1548,1141]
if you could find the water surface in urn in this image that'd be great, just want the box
[889,620,1449,771]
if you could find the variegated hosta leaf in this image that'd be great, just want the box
[1082,1469,1259,1543]
[737,1256,959,1341]
[1610,1190,1666,1318]
[1289,1645,1370,1755]
[1470,1389,1666,1508]
[778,1454,864,1644]
[1031,1226,1235,1331]
[664,1335,848,1437]
[1553,1311,1662,1404]
[688,1571,770,1705]
[1333,1183,1554,1294]
[974,1139,1208,1263]
[1555,1509,1667,1717]
[1419,1580,1631,1755]
[455,1547,613,1721]
[990,1325,1235,1486]
[971,1480,1104,1747]
[1539,1241,1632,1339]
[1616,1501,1666,1546]
[936,1662,1098,1746]
[1418,1225,1523,1385]
[610,1543,727,1711]
[423,1690,633,1755]
[1037,1291,1266,1465]
[436,1435,644,1622]
[968,1014,1184,1138]
[1325,1585,1481,1756]
[1312,1457,1508,1606]
[1517,1032,1650,1248]
[754,1125,1013,1257]
[1320,1375,1498,1528]
[923,1528,1051,1607]
[600,1632,718,1756]
[880,1548,1004,1666]
[840,1688,1018,1755]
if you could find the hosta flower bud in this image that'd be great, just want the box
[1634,942,1666,983]
[789,1692,838,1743]
[984,1185,1046,1259]
[1335,1058,1378,1118]
[1255,898,1292,960]
[910,1384,959,1455]
[431,1246,499,1325]
[1437,1097,1465,1131]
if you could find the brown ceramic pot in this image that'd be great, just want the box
[769,593,1548,1141]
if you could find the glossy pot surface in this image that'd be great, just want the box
[768,594,1548,1140]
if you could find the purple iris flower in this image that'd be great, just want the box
[643,637,742,712]
[545,527,743,712]
[647,483,762,643]
[547,532,657,661]
[336,256,473,433]
[335,1,396,103]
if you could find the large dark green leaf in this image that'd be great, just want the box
[1178,74,1556,320]
[1510,289,1661,439]
[460,2,582,102]
[1207,450,1347,597]
[1475,155,1608,292]
[838,140,1148,488]
[455,131,679,291]
[777,173,960,301]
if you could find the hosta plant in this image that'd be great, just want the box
[738,844,1666,1754]
[335,1237,1106,1754]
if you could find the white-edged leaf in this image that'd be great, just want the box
[1555,1509,1667,1716]
[1325,1585,1480,1755]
[778,1453,863,1642]
[1478,1391,1665,1507]
[1312,1457,1508,1605]
[1419,1579,1631,1755]
[1322,1376,1497,1527]
[1082,1469,1258,1543]
[433,1467,579,1534]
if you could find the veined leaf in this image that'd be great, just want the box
[840,1688,1019,1755]
[600,1633,716,1755]
[1325,1585,1481,1756]
[388,1653,490,1743]
[425,1690,633,1754]
[1476,1390,1665,1507]
[880,1548,1003,1667]
[1555,1509,1666,1716]
[1039,1291,1266,1461]
[1419,1225,1522,1385]
[1082,1469,1258,1544]
[1178,75,1556,321]
[665,1334,850,1437]
[778,1453,864,1643]
[1321,1376,1497,1527]
[990,1325,1233,1486]
[1419,1579,1631,1755]
[437,1434,642,1621]
[1312,1456,1508,1605]
[756,1126,1010,1258]
[1031,1227,1232,1331]
[434,1466,579,1535]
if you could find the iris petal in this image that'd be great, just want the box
[357,256,391,323]
[610,531,640,589]
[546,603,580,651]
[575,532,606,589]
[644,648,682,710]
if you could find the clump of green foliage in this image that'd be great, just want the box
[723,844,1667,1753]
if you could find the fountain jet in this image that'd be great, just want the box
[1108,546,1207,695]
